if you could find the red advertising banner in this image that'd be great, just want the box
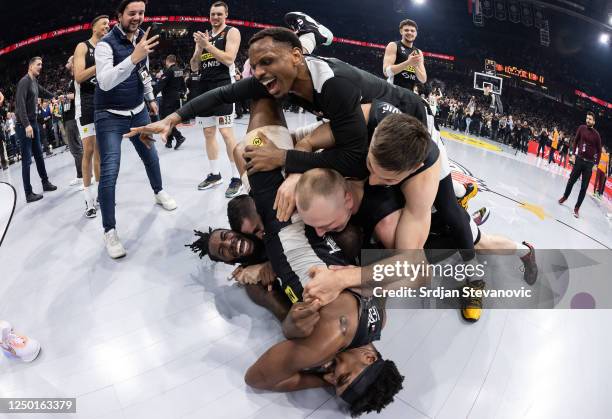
[0,16,455,62]
[575,90,612,109]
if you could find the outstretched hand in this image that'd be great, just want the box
[124,115,179,148]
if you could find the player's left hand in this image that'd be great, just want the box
[244,133,287,174]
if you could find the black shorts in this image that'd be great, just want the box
[198,79,234,117]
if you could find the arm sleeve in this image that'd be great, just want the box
[95,41,137,92]
[594,133,602,167]
[284,77,368,178]
[572,126,582,153]
[176,77,269,120]
[143,57,154,101]
[15,78,30,126]
[38,84,54,99]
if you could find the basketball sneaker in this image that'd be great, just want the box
[0,320,41,363]
[284,12,334,47]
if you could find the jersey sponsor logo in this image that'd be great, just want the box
[200,52,215,61]
[403,65,417,74]
[285,285,299,304]
[324,235,341,254]
[381,103,401,115]
[367,305,381,330]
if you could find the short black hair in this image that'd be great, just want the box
[91,14,109,27]
[185,228,222,262]
[227,195,255,233]
[116,0,147,16]
[166,54,177,63]
[348,359,404,417]
[249,27,302,50]
[587,111,596,121]
[211,1,228,12]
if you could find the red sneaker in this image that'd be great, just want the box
[558,196,566,204]
[573,207,579,218]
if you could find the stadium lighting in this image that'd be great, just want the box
[413,0,426,5]
[609,15,612,25]
[599,33,610,45]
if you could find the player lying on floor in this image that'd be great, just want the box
[186,98,406,416]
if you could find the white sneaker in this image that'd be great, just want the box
[0,320,41,363]
[104,229,127,259]
[155,190,177,211]
[69,178,83,187]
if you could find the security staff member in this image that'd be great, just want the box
[155,54,186,149]
[383,19,427,91]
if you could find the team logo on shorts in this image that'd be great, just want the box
[250,136,263,147]
[83,127,88,133]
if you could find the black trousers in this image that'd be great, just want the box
[536,142,546,158]
[563,156,594,209]
[160,99,183,143]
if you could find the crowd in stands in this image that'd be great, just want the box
[1,1,608,100]
[1,4,609,168]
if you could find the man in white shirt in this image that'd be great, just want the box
[94,0,177,259]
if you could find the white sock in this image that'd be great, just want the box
[299,33,317,54]
[516,242,530,257]
[83,185,94,207]
[453,179,466,198]
[209,160,220,175]
[230,162,239,179]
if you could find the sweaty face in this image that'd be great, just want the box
[297,192,351,237]
[119,1,145,34]
[400,25,417,43]
[249,37,300,98]
[95,18,110,37]
[322,348,377,396]
[209,6,227,28]
[586,114,595,127]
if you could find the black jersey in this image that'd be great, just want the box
[366,100,440,185]
[154,64,186,103]
[177,55,426,179]
[344,290,385,350]
[75,40,96,121]
[199,25,235,83]
[389,41,419,91]
[62,80,76,121]
[350,181,405,246]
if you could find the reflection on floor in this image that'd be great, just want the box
[1,113,611,419]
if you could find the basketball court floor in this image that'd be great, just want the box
[1,112,611,418]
